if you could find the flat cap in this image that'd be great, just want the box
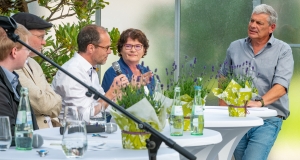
[12,12,52,30]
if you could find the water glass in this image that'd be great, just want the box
[89,103,106,125]
[63,105,81,122]
[0,116,12,151]
[61,120,87,158]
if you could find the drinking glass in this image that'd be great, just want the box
[64,105,81,121]
[61,120,87,158]
[0,116,12,151]
[89,102,106,125]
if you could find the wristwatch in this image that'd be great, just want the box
[255,96,264,107]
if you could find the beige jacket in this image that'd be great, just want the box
[15,57,62,129]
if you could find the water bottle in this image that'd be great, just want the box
[170,87,184,136]
[190,86,204,135]
[15,87,33,150]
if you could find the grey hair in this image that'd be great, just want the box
[253,4,278,25]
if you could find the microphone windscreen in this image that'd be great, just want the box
[32,134,44,148]
[112,61,122,75]
[105,122,118,134]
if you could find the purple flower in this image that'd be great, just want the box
[185,55,188,60]
[154,68,157,73]
[172,61,176,66]
[147,66,150,71]
[156,75,160,81]
[136,64,140,70]
[149,76,153,82]
[193,57,197,64]
[137,76,141,82]
[212,66,215,72]
[160,84,164,90]
[141,61,144,67]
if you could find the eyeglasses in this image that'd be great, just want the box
[124,44,143,51]
[32,34,45,41]
[93,44,111,52]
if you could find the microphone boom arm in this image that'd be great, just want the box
[0,16,196,160]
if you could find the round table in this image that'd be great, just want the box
[202,106,274,160]
[204,106,277,118]
[8,125,221,160]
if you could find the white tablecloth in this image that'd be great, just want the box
[1,126,222,160]
[204,106,277,118]
[203,106,267,160]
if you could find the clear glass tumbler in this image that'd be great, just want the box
[61,120,87,158]
[89,102,106,125]
[0,116,12,151]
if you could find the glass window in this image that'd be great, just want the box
[101,0,175,82]
[263,0,300,44]
[180,0,253,105]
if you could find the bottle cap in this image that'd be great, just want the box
[194,86,202,90]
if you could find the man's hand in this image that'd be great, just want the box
[247,100,263,108]
[102,74,129,108]
[111,74,129,90]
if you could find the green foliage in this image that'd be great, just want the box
[116,82,162,115]
[1,0,120,83]
[163,57,216,100]
[109,27,120,55]
[220,61,258,93]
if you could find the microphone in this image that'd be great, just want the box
[59,122,118,135]
[112,61,122,75]
[32,134,44,148]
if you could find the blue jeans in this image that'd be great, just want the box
[234,117,283,160]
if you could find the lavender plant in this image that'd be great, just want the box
[163,56,217,100]
[218,60,258,93]
[115,70,163,115]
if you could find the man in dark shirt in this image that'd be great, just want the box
[0,23,39,140]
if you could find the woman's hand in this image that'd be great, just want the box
[141,71,153,85]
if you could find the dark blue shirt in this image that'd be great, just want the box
[102,58,155,94]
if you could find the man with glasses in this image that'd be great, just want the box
[0,24,39,139]
[12,12,62,129]
[52,25,128,122]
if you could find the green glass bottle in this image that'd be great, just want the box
[15,87,33,150]
[190,86,204,135]
[170,87,184,136]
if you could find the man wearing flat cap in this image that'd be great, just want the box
[12,12,62,129]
